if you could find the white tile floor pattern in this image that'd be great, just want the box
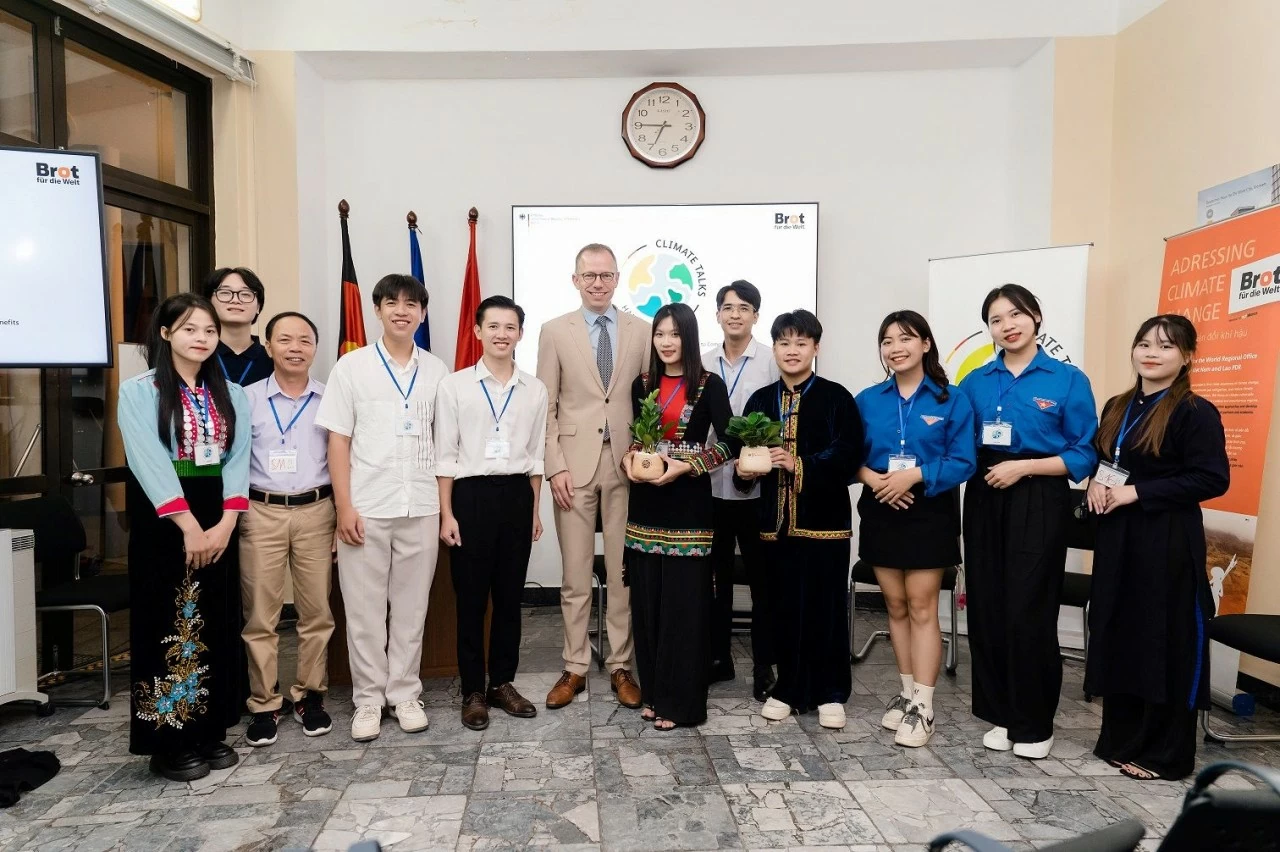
[1,607,1277,851]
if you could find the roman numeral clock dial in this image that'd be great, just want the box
[622,82,706,169]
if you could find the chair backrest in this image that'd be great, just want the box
[0,494,87,566]
[1064,487,1097,552]
[1159,761,1280,851]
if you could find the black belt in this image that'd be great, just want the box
[249,484,333,507]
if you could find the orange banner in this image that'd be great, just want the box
[1158,203,1280,615]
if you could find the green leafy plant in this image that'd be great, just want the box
[726,411,783,448]
[629,389,667,452]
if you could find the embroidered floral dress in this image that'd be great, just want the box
[117,371,250,755]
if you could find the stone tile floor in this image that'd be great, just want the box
[1,607,1277,851]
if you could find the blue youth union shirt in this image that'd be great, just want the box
[855,375,977,497]
[958,347,1099,482]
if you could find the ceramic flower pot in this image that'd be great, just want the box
[738,445,773,474]
[631,451,666,481]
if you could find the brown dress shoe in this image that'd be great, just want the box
[487,682,537,718]
[461,691,489,731]
[545,671,586,709]
[611,669,642,709]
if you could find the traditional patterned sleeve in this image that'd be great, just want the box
[117,375,188,517]
[221,384,251,512]
[688,374,734,477]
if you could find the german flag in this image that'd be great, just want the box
[337,199,367,357]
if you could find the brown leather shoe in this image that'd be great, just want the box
[545,671,586,709]
[611,668,642,708]
[487,682,537,718]
[461,691,489,731]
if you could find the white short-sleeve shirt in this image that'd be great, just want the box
[702,337,781,500]
[315,338,450,518]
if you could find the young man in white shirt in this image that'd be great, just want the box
[315,274,449,742]
[436,296,549,731]
[702,280,781,701]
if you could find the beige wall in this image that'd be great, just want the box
[1053,0,1280,685]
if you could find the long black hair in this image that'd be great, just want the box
[1096,314,1197,458]
[877,310,950,402]
[146,293,237,451]
[645,302,703,392]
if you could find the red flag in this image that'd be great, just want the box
[454,207,482,371]
[337,200,367,357]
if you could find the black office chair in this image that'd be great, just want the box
[0,495,128,709]
[928,760,1280,852]
[1059,488,1097,698]
[849,560,960,676]
[1200,614,1280,743]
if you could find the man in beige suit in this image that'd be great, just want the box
[537,243,649,709]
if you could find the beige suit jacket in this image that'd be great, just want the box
[537,307,651,484]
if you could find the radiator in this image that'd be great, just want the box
[0,528,45,709]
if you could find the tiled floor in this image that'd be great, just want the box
[2,607,1277,851]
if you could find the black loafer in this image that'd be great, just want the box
[197,741,238,770]
[753,666,777,702]
[149,750,210,782]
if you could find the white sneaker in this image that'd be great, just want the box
[817,703,846,729]
[350,705,382,742]
[982,726,1012,751]
[389,699,429,733]
[760,697,792,721]
[894,704,935,747]
[1013,736,1054,759]
[881,694,912,730]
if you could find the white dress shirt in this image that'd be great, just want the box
[702,337,781,500]
[314,338,449,519]
[582,305,619,361]
[434,359,549,479]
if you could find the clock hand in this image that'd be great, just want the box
[648,123,669,149]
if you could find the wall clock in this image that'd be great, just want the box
[621,82,705,169]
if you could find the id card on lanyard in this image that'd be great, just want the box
[268,391,314,474]
[1095,390,1166,487]
[184,386,220,466]
[982,371,1018,447]
[480,369,516,460]
[888,383,921,471]
[376,343,421,436]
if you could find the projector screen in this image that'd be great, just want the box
[0,146,111,367]
[511,203,818,374]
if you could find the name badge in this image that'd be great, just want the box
[269,449,299,474]
[397,416,421,437]
[485,437,511,460]
[887,454,918,472]
[194,443,220,467]
[981,420,1013,447]
[1094,461,1130,488]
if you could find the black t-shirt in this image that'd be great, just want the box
[214,338,273,386]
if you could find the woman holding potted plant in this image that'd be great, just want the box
[854,310,976,748]
[622,302,735,729]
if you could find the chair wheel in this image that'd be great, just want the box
[36,701,55,717]
[1084,693,1092,703]
[945,666,958,677]
[99,702,110,710]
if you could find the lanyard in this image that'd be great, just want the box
[993,370,1026,421]
[479,372,516,432]
[896,382,925,452]
[719,355,750,398]
[217,354,253,385]
[1113,389,1168,463]
[268,391,315,445]
[778,375,815,419]
[658,379,685,415]
[183,385,212,441]
[375,342,419,410]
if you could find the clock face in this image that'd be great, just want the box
[622,83,705,168]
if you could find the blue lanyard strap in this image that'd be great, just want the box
[217,354,253,385]
[268,391,315,444]
[896,382,924,451]
[777,375,815,419]
[719,355,750,398]
[993,370,1024,420]
[1113,389,1168,463]
[658,379,686,414]
[479,372,516,432]
[375,342,419,408]
[182,385,212,439]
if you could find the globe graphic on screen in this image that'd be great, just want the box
[623,251,696,318]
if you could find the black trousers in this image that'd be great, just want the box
[710,498,774,669]
[1094,693,1197,780]
[764,534,852,713]
[963,457,1069,744]
[629,551,712,725]
[450,475,534,697]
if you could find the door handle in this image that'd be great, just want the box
[68,471,96,486]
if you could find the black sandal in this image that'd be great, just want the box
[1119,763,1162,781]
[641,706,656,721]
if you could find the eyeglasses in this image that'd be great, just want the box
[718,305,755,316]
[577,272,617,284]
[213,289,257,305]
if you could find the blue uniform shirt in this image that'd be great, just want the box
[855,374,977,497]
[958,346,1099,482]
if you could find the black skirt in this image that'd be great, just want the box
[127,472,243,755]
[627,551,712,725]
[857,484,961,569]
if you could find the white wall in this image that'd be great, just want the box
[300,64,1053,586]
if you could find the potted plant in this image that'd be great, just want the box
[629,389,668,481]
[726,411,783,474]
